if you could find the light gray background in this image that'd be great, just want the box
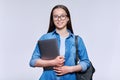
[0,0,120,80]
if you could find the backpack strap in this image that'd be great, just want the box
[75,35,79,65]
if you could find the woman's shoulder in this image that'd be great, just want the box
[74,35,86,44]
[75,35,83,40]
[39,32,54,40]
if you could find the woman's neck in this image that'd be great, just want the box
[56,27,69,37]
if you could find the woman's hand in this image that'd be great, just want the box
[53,56,65,67]
[53,66,73,75]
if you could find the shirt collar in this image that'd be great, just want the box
[51,29,74,38]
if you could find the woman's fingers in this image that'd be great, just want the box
[54,56,65,67]
[54,67,63,75]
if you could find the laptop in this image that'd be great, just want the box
[38,38,60,60]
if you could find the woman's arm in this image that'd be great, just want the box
[29,41,65,68]
[34,56,65,67]
[70,65,82,72]
[77,36,90,72]
[53,65,82,75]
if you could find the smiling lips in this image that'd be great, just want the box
[57,21,64,26]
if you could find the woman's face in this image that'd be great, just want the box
[53,8,69,30]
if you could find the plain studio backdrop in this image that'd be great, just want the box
[0,0,120,80]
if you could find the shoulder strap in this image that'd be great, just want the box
[75,35,79,65]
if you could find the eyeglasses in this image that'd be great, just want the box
[53,15,67,21]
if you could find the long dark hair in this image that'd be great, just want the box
[47,5,74,34]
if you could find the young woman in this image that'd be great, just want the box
[29,5,90,80]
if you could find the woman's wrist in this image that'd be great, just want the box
[69,65,82,73]
[69,66,74,73]
[50,59,56,66]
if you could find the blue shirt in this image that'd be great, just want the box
[29,30,90,80]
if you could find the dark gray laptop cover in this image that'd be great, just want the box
[38,38,59,60]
